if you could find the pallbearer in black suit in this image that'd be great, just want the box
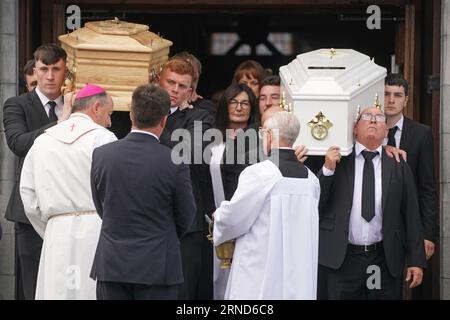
[90,84,196,300]
[2,44,72,299]
[318,106,426,299]
[384,74,437,261]
[157,59,215,299]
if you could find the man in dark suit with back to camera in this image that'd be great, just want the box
[3,44,72,299]
[90,84,196,300]
[318,106,426,299]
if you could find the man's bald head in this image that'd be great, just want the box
[261,106,286,125]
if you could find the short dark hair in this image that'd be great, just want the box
[72,93,108,113]
[23,59,35,77]
[130,84,170,128]
[33,44,67,65]
[216,83,260,139]
[260,75,280,89]
[385,73,409,96]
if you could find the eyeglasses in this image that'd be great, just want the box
[229,99,250,110]
[359,113,386,123]
[258,127,270,139]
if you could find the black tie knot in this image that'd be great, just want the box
[48,100,56,108]
[387,126,398,147]
[48,101,58,122]
[361,150,378,162]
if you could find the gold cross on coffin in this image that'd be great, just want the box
[307,111,333,140]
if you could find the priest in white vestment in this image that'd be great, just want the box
[20,84,117,300]
[213,111,319,300]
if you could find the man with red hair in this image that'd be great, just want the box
[158,59,215,299]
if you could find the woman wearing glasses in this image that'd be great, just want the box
[209,83,260,299]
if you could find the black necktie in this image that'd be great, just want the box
[387,126,398,147]
[48,101,58,122]
[361,150,378,223]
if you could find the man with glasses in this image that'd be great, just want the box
[317,106,426,300]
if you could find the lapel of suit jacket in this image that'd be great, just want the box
[381,148,393,212]
[345,150,356,206]
[165,108,186,132]
[399,116,412,151]
[29,90,51,124]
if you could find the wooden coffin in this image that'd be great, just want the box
[58,19,172,111]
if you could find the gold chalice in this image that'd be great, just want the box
[206,218,235,269]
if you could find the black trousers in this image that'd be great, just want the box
[177,230,213,299]
[96,281,178,300]
[321,244,403,300]
[15,222,43,300]
[197,228,213,299]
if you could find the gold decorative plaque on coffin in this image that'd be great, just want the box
[58,19,172,111]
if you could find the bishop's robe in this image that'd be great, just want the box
[20,113,117,300]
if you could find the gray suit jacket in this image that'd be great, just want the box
[2,89,56,224]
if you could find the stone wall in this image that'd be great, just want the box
[0,0,18,300]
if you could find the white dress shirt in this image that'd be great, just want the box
[383,115,404,148]
[322,142,383,245]
[169,106,178,115]
[35,87,64,119]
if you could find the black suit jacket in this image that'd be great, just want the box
[2,90,56,224]
[90,132,196,285]
[159,107,214,232]
[318,149,426,278]
[220,125,261,201]
[192,98,216,120]
[399,117,437,241]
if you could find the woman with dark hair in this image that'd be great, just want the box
[213,83,260,199]
[209,83,260,300]
[216,84,259,140]
[232,60,266,99]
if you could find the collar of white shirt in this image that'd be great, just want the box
[354,141,383,157]
[130,129,159,141]
[392,114,404,132]
[35,87,63,108]
[169,106,179,115]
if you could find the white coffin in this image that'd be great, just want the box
[279,48,387,156]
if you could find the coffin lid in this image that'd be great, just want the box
[58,19,172,53]
[279,48,386,97]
